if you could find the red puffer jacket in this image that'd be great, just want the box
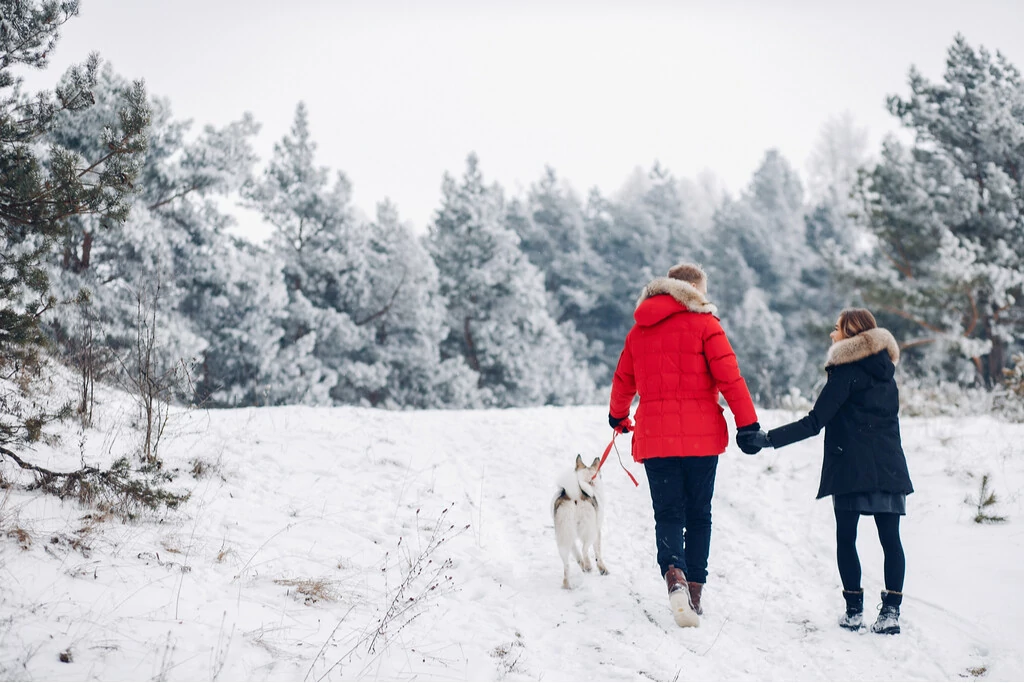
[609,278,758,461]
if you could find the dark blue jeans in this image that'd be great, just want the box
[644,455,719,584]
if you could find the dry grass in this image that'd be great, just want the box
[274,577,339,605]
[6,527,31,550]
[161,539,183,554]
[189,457,223,480]
[1,489,32,550]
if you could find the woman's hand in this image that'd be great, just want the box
[736,423,772,454]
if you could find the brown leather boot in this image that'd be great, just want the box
[664,565,687,595]
[664,565,699,627]
[688,582,704,615]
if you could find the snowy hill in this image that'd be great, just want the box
[1,401,1023,681]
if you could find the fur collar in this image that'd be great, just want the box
[826,328,900,368]
[636,277,718,315]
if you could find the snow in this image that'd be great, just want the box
[2,399,1023,681]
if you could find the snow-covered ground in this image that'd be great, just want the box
[2,393,1023,681]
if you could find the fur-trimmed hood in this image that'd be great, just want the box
[635,277,718,322]
[826,327,900,370]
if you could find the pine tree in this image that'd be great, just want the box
[1,1,149,464]
[702,151,820,402]
[584,163,703,375]
[1,3,148,363]
[353,201,479,408]
[507,168,607,384]
[44,64,263,405]
[188,238,287,407]
[427,155,595,407]
[847,35,1024,385]
[245,102,366,405]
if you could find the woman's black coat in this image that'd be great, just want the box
[768,329,914,499]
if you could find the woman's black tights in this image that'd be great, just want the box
[834,509,905,592]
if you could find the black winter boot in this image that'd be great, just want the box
[839,589,864,631]
[870,590,902,635]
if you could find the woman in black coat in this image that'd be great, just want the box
[738,308,913,635]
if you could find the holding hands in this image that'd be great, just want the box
[736,422,773,454]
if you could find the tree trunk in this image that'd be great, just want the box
[463,317,481,373]
[988,335,1005,388]
[81,230,93,271]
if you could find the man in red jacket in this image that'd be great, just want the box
[609,263,761,628]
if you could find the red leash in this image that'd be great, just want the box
[593,421,640,487]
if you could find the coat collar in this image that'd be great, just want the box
[826,327,900,368]
[636,277,718,315]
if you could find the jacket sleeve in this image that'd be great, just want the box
[768,366,854,448]
[609,330,637,419]
[703,317,758,428]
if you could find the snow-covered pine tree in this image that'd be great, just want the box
[45,64,265,405]
[346,200,479,408]
[188,237,288,407]
[244,102,370,405]
[1,10,148,366]
[426,155,595,407]
[507,168,606,382]
[702,151,820,403]
[1,1,147,461]
[507,167,595,324]
[584,163,702,375]
[846,35,1024,385]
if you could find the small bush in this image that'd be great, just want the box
[966,474,1007,524]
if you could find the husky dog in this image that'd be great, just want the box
[553,455,609,589]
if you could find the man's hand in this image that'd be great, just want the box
[609,414,633,434]
[736,422,772,454]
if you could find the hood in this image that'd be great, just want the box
[857,349,898,381]
[634,277,717,327]
[826,327,900,380]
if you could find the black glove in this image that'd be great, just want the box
[608,413,631,433]
[736,424,772,454]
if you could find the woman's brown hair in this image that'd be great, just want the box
[838,308,877,338]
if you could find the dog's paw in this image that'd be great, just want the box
[598,562,609,575]
[581,560,593,572]
[561,578,571,590]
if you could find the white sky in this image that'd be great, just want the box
[17,0,1024,241]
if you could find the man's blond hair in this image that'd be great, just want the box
[667,263,708,290]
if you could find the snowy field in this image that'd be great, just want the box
[2,392,1023,681]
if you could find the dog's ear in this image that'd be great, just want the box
[575,454,585,470]
[591,457,601,469]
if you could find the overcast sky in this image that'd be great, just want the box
[17,0,1024,241]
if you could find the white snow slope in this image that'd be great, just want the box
[1,401,1023,681]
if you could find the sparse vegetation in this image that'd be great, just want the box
[115,282,196,466]
[189,456,223,480]
[966,474,1008,524]
[6,527,31,551]
[274,578,339,605]
[491,632,526,677]
[309,504,469,680]
[0,447,189,520]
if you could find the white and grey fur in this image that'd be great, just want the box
[553,455,608,589]
[826,327,900,368]
[636,277,718,314]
